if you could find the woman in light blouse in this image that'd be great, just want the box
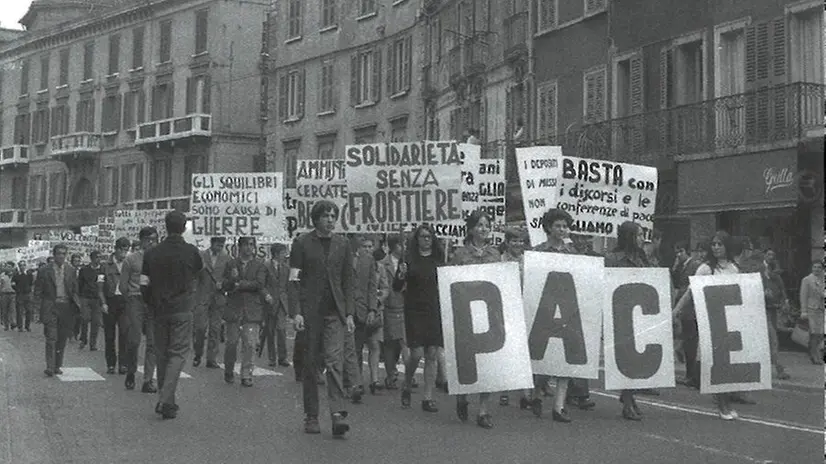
[799,259,824,364]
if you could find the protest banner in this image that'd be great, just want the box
[557,155,658,239]
[80,225,99,237]
[0,248,16,264]
[515,146,562,247]
[17,243,52,267]
[438,262,533,395]
[344,141,465,238]
[113,210,170,240]
[182,220,287,259]
[190,173,286,239]
[293,159,351,235]
[521,251,603,379]
[462,144,506,246]
[602,267,675,391]
[690,273,771,394]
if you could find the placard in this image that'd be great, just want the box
[515,146,562,247]
[294,159,350,234]
[113,209,170,240]
[462,144,506,246]
[190,173,285,239]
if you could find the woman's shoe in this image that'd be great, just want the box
[401,388,411,409]
[421,399,438,413]
[531,398,543,418]
[622,404,641,421]
[456,399,469,422]
[385,376,399,390]
[369,382,383,395]
[631,397,642,417]
[552,408,572,423]
[519,397,530,410]
[499,395,509,406]
[718,407,739,421]
[476,414,493,429]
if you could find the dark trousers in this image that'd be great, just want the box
[680,314,700,384]
[15,293,32,330]
[262,311,287,363]
[0,293,14,329]
[43,301,74,370]
[293,330,323,380]
[193,293,224,363]
[103,296,128,369]
[343,324,362,389]
[79,297,103,347]
[302,314,347,418]
[124,296,156,381]
[154,312,192,407]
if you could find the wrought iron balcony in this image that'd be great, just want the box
[0,145,29,168]
[503,12,528,63]
[532,82,825,167]
[135,113,212,146]
[50,133,102,161]
[0,209,27,228]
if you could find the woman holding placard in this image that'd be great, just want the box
[449,210,501,429]
[395,224,445,414]
[604,221,651,421]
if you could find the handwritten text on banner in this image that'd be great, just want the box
[190,173,285,238]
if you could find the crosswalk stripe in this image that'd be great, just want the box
[56,367,105,382]
[217,363,283,377]
[136,366,192,379]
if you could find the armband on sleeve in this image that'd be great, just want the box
[289,268,301,282]
[139,275,150,286]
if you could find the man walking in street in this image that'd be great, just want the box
[99,240,131,375]
[122,227,160,393]
[13,261,34,332]
[222,237,268,387]
[77,251,105,351]
[194,237,229,368]
[262,243,291,368]
[0,262,16,331]
[141,211,203,419]
[34,244,81,376]
[289,200,355,437]
[350,235,380,397]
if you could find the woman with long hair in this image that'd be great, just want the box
[604,221,650,421]
[450,210,502,429]
[395,224,445,413]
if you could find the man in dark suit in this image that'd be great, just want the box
[349,235,381,396]
[675,240,706,388]
[289,200,355,437]
[99,238,132,375]
[222,237,268,387]
[34,244,82,376]
[194,237,230,368]
[262,243,290,368]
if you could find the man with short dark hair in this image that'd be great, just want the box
[100,239,132,375]
[141,211,203,419]
[34,244,81,376]
[77,251,105,350]
[13,261,34,332]
[262,243,290,367]
[0,262,16,331]
[194,236,230,368]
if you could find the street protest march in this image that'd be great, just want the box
[461,144,506,244]
[113,209,170,240]
[292,159,349,235]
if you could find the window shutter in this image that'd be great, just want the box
[44,109,51,139]
[770,18,787,136]
[138,90,146,124]
[387,43,395,95]
[629,55,644,115]
[318,65,325,111]
[405,36,413,91]
[771,17,786,79]
[330,63,338,111]
[547,83,557,139]
[745,24,757,85]
[659,47,673,109]
[585,68,606,123]
[120,166,129,203]
[112,168,119,204]
[278,75,288,119]
[203,76,211,113]
[186,77,195,114]
[297,68,306,118]
[75,102,83,132]
[373,49,382,102]
[135,163,144,200]
[350,54,359,106]
[167,83,175,119]
[98,170,105,205]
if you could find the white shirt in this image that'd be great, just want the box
[695,261,739,276]
[114,260,123,295]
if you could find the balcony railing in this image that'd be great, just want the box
[135,113,212,145]
[503,12,528,62]
[50,133,102,160]
[0,209,27,228]
[124,195,191,212]
[530,82,825,167]
[0,145,29,167]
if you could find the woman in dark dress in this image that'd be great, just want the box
[395,224,445,413]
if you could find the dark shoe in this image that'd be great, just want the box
[476,414,493,429]
[17,328,23,332]
[730,393,756,405]
[224,372,235,384]
[775,368,791,381]
[192,357,201,367]
[54,368,63,375]
[206,361,220,369]
[241,378,253,387]
[78,341,86,350]
[519,397,530,410]
[278,359,291,367]
[384,376,399,390]
[141,381,157,393]
[567,397,596,410]
[401,388,412,408]
[332,412,349,438]
[316,372,326,385]
[351,386,364,404]
[552,408,572,423]
[106,366,116,374]
[294,374,303,383]
[25,327,31,332]
[125,373,136,390]
[631,397,642,416]
[44,369,54,377]
[456,399,469,422]
[499,395,509,406]
[369,382,383,395]
[89,346,98,352]
[531,398,543,418]
[410,377,419,388]
[156,403,179,415]
[421,399,438,412]
[118,366,127,375]
[622,404,642,421]
[268,361,278,367]
[160,403,178,419]
[304,417,321,434]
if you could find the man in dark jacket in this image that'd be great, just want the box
[77,251,105,351]
[13,261,35,332]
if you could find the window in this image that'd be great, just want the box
[195,10,209,54]
[99,166,119,205]
[288,0,302,39]
[613,54,644,118]
[388,36,413,96]
[48,172,66,209]
[317,134,336,159]
[359,0,376,17]
[278,69,305,121]
[76,96,95,132]
[536,80,558,140]
[184,155,206,194]
[583,66,607,123]
[789,6,823,84]
[11,177,27,209]
[662,38,704,107]
[32,108,50,144]
[123,88,146,130]
[83,42,94,81]
[121,163,145,202]
[186,75,211,114]
[283,141,300,188]
[433,17,442,62]
[102,94,122,133]
[51,100,70,137]
[58,49,69,86]
[20,58,29,95]
[351,48,381,106]
[132,26,145,69]
[150,159,172,198]
[390,117,408,142]
[159,20,172,63]
[151,82,174,120]
[29,175,46,210]
[39,55,49,91]
[353,125,377,144]
[321,0,336,29]
[715,23,746,97]
[585,0,607,16]
[318,60,335,113]
[14,113,30,145]
[538,0,558,33]
[108,34,120,75]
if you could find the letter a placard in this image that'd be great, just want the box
[522,252,603,379]
[603,268,674,391]
[691,273,771,394]
[438,262,533,395]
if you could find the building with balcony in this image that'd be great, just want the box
[266,0,426,188]
[0,0,268,246]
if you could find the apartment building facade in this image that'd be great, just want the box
[266,0,426,188]
[0,0,267,247]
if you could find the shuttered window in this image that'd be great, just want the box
[583,66,606,123]
[318,60,335,113]
[279,69,305,121]
[83,42,94,81]
[350,48,381,106]
[745,17,787,143]
[159,20,172,63]
[132,26,145,69]
[186,75,211,114]
[195,10,209,54]
[536,80,558,140]
[538,0,557,33]
[102,94,122,133]
[108,34,120,75]
[388,36,413,96]
[58,49,69,86]
[288,0,302,39]
[585,0,607,16]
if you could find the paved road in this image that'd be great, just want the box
[0,328,822,464]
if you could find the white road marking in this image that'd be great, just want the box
[56,367,105,382]
[591,391,823,435]
[640,433,770,463]
[217,363,283,376]
[136,366,192,379]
